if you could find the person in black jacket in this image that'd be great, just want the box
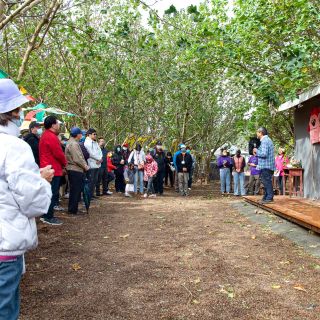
[151,141,166,195]
[112,145,126,193]
[165,152,174,187]
[24,121,42,166]
[176,145,193,196]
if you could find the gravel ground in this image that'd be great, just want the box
[20,184,320,320]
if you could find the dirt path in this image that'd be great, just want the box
[20,185,320,320]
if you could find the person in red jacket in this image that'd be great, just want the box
[106,151,116,194]
[39,116,67,225]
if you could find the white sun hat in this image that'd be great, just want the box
[0,79,29,113]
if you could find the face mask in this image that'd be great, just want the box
[117,147,121,152]
[187,150,191,154]
[181,148,186,153]
[37,128,43,136]
[123,147,127,151]
[80,136,85,143]
[12,118,22,127]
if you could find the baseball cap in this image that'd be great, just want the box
[70,127,82,137]
[0,79,29,113]
[29,121,41,129]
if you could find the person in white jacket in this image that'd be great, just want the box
[84,128,102,198]
[128,143,146,195]
[0,79,53,320]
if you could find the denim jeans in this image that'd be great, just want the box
[0,256,23,320]
[147,176,155,195]
[134,170,144,194]
[44,176,61,219]
[260,169,274,200]
[220,168,231,193]
[233,172,245,196]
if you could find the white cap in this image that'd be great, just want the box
[0,79,29,113]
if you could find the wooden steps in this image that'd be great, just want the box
[243,196,320,234]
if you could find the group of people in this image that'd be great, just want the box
[0,78,200,319]
[218,127,289,203]
[0,78,281,320]
[24,123,198,225]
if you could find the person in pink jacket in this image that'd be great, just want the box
[275,147,289,195]
[143,154,158,198]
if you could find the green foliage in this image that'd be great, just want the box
[1,0,318,157]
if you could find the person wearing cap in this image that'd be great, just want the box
[0,79,53,319]
[39,115,67,225]
[65,127,90,215]
[24,121,42,166]
[173,144,183,192]
[84,128,103,198]
[151,141,166,195]
[176,145,193,196]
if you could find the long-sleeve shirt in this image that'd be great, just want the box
[256,135,276,171]
[84,137,102,169]
[248,155,260,175]
[65,137,89,173]
[107,157,117,172]
[217,156,232,169]
[275,155,289,176]
[39,129,67,176]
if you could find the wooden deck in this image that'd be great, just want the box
[244,196,320,233]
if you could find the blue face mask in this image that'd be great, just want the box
[80,136,85,143]
[12,118,22,127]
[37,128,43,136]
[187,150,191,154]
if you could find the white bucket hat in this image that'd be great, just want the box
[0,79,29,113]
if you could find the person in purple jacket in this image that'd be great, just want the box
[217,149,233,195]
[247,150,261,195]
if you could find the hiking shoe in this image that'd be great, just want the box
[143,193,148,198]
[149,194,157,198]
[40,217,63,225]
[53,205,65,211]
[125,193,132,197]
[105,191,113,195]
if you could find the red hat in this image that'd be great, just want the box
[123,143,129,148]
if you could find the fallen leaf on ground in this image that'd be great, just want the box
[103,236,109,239]
[193,277,201,284]
[120,234,130,239]
[192,299,200,304]
[39,257,48,260]
[72,263,81,271]
[251,235,256,240]
[272,284,281,289]
[294,285,307,293]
